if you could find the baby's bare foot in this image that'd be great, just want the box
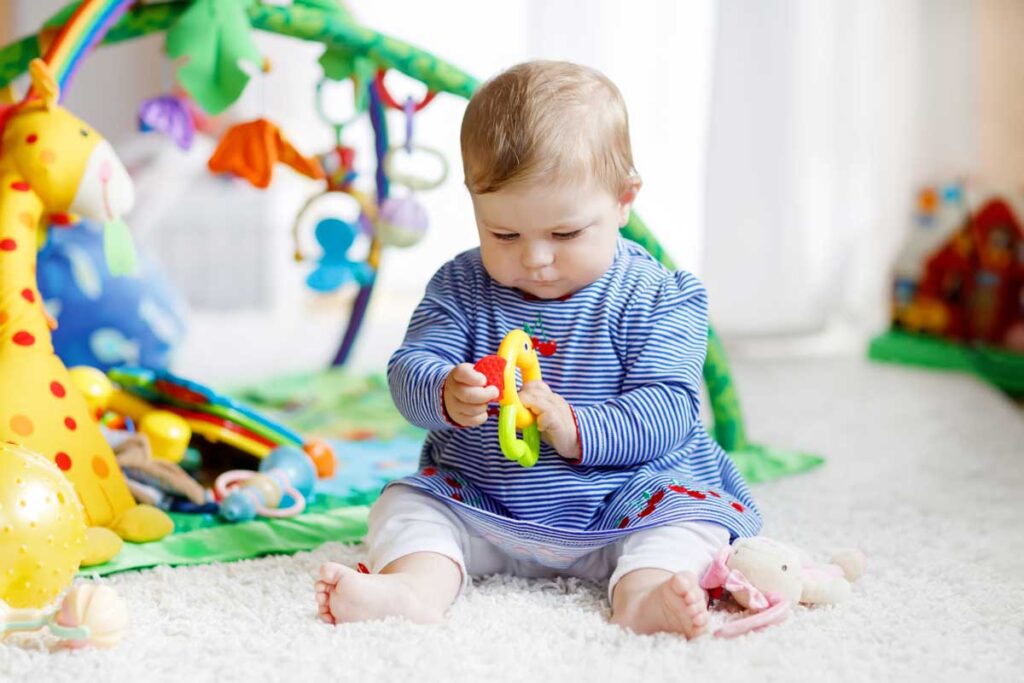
[314,562,445,625]
[610,571,709,638]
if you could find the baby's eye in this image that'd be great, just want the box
[493,232,518,242]
[552,229,583,241]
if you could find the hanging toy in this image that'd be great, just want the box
[208,118,325,189]
[375,70,447,248]
[138,94,195,150]
[473,330,544,467]
[214,446,317,523]
[1,583,128,649]
[292,148,379,295]
[306,217,375,292]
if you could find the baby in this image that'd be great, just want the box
[316,60,761,638]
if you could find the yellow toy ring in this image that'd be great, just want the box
[496,329,542,467]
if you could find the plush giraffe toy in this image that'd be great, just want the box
[0,60,173,558]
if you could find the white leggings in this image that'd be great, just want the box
[366,485,730,602]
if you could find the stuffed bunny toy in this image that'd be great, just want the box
[699,536,865,638]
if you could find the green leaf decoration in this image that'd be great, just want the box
[103,216,138,276]
[166,0,262,115]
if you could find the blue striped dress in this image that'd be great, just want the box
[386,238,761,569]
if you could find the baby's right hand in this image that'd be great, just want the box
[443,363,499,427]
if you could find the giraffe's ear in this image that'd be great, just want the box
[28,59,59,109]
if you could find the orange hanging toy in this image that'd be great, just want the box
[208,118,325,189]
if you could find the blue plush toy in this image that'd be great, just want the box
[36,219,187,371]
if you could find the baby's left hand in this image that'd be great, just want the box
[518,381,580,462]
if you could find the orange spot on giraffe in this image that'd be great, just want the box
[18,212,35,229]
[38,149,56,165]
[64,417,77,431]
[21,288,35,303]
[12,331,35,346]
[91,456,109,479]
[55,452,72,471]
[0,311,7,325]
[10,181,30,192]
[0,239,16,251]
[9,415,34,436]
[50,381,66,398]
[26,134,38,144]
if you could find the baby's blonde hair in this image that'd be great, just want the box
[460,61,636,195]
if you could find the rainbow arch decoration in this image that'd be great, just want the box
[33,0,134,102]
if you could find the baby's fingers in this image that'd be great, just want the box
[452,383,499,404]
[451,363,487,387]
[518,381,553,411]
[449,403,489,427]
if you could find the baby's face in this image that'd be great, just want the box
[471,178,632,299]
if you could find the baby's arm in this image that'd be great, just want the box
[570,272,709,467]
[387,268,476,431]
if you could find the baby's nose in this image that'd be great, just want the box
[521,244,554,268]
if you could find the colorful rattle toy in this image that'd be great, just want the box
[474,329,543,468]
[214,446,317,523]
[1,583,128,649]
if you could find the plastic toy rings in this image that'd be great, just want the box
[497,330,542,467]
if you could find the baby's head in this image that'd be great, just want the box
[461,61,641,299]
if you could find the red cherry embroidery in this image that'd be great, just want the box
[685,490,707,500]
[731,502,745,513]
[422,467,437,476]
[537,340,558,357]
[618,516,631,529]
[668,484,688,494]
[708,490,721,498]
[356,562,370,574]
[444,476,462,489]
[450,492,463,502]
[638,489,665,518]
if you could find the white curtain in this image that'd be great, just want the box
[702,0,977,341]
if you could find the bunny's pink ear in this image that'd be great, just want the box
[700,546,734,590]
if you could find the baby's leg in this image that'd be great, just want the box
[608,522,730,639]
[315,485,465,625]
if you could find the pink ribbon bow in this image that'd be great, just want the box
[700,546,792,638]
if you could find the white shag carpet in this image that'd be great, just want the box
[2,356,1023,683]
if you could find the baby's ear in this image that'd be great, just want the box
[617,176,642,226]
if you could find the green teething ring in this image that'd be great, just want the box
[499,404,540,468]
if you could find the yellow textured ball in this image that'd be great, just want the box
[0,443,87,609]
